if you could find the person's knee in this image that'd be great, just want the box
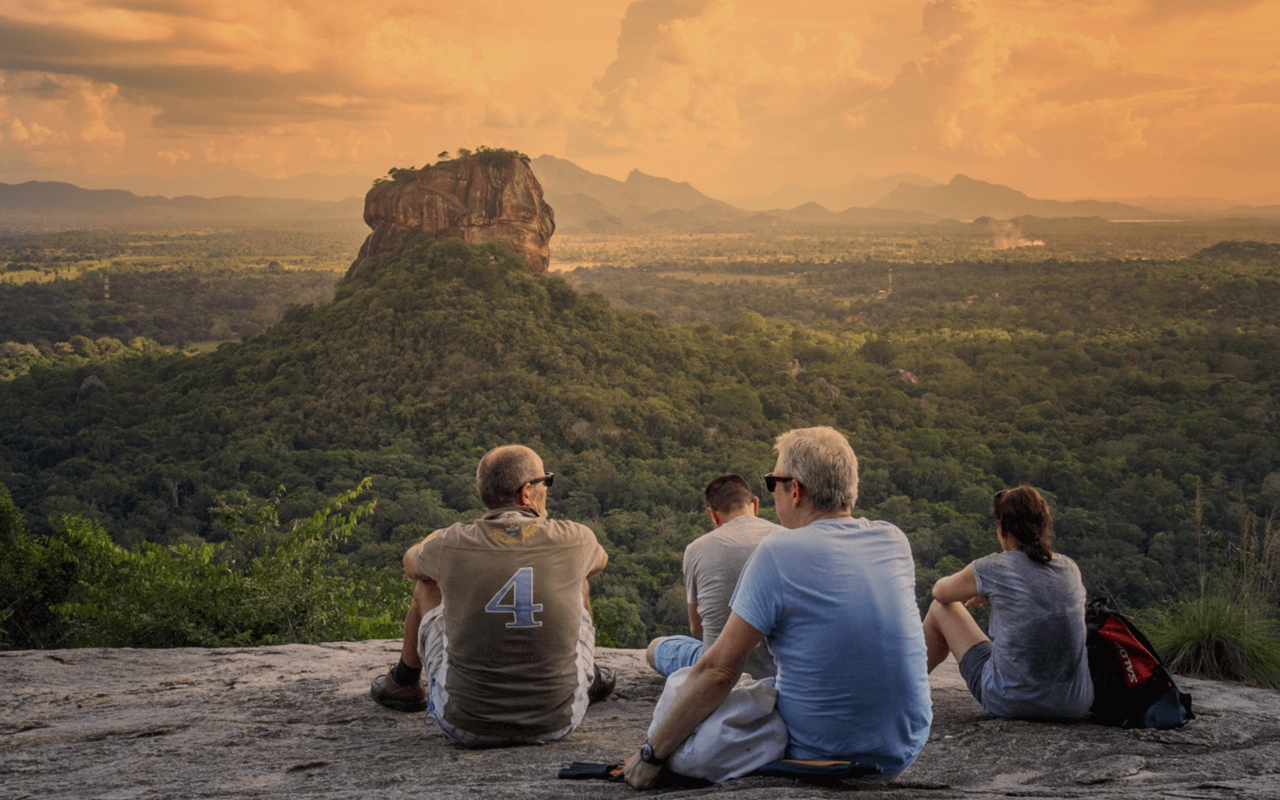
[923,599,945,628]
[928,599,967,622]
[646,637,668,671]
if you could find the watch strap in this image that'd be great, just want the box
[639,741,667,767]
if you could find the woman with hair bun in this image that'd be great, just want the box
[921,485,1093,720]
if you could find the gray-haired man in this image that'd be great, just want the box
[371,444,614,745]
[625,427,931,787]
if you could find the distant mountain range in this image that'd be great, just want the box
[0,181,364,227]
[728,173,939,211]
[530,158,1280,232]
[5,158,1280,234]
[73,170,375,202]
[873,174,1169,220]
[530,155,935,232]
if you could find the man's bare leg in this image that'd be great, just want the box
[371,579,439,711]
[401,578,442,669]
[923,600,989,673]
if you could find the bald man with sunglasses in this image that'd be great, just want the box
[371,444,613,745]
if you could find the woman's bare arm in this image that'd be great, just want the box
[932,563,981,605]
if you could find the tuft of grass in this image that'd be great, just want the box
[1144,594,1280,689]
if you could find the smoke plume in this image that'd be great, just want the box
[989,218,1044,249]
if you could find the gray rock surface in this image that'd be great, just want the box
[3,642,1278,799]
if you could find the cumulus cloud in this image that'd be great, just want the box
[0,0,540,177]
[570,0,742,154]
[567,0,883,160]
[0,0,1277,198]
[839,0,1190,165]
[0,72,122,166]
[1137,0,1269,20]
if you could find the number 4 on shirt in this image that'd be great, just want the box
[485,566,544,628]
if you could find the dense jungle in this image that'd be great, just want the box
[1,228,1278,659]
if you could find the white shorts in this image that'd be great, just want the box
[417,604,597,746]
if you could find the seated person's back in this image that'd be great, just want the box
[648,474,781,678]
[732,516,931,769]
[624,427,932,790]
[923,485,1092,721]
[370,445,610,746]
[973,546,1091,719]
[421,509,602,738]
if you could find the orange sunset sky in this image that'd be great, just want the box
[1,0,1279,202]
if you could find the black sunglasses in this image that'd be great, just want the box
[762,473,795,493]
[526,473,555,489]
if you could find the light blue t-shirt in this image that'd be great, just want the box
[730,517,932,774]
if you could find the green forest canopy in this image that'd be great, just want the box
[1,235,1277,648]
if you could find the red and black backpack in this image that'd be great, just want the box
[1085,600,1194,729]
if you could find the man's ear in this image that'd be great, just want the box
[750,496,759,515]
[790,480,805,505]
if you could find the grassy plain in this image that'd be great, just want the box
[0,223,368,284]
[550,218,1280,270]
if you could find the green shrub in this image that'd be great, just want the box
[592,596,647,649]
[0,484,71,649]
[472,145,528,168]
[45,479,388,648]
[1144,594,1280,688]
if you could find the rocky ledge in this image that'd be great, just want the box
[2,642,1278,799]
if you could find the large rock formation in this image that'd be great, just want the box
[4,642,1279,799]
[344,151,555,283]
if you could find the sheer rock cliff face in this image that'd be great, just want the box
[344,155,555,283]
[4,642,1280,799]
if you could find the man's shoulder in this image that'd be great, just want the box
[539,517,597,538]
[422,521,470,544]
[534,517,601,553]
[775,516,908,551]
[688,515,783,552]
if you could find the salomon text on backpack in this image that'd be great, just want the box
[1085,600,1194,729]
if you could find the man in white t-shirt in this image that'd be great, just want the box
[645,474,781,679]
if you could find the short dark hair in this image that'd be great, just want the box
[476,445,540,509]
[705,474,753,515]
[992,485,1055,565]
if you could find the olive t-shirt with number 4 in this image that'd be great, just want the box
[412,506,605,739]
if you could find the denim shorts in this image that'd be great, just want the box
[959,640,993,705]
[652,634,704,677]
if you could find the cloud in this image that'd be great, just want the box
[0,13,463,129]
[568,0,884,159]
[571,0,742,154]
[1137,0,1269,21]
[835,0,1194,164]
[0,0,1277,199]
[0,72,122,166]
[0,1,534,177]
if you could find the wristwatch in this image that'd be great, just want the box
[639,741,667,767]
